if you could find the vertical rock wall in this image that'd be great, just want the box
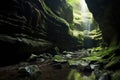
[0,0,80,66]
[85,0,120,46]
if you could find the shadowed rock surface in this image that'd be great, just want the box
[0,0,80,66]
[85,0,120,46]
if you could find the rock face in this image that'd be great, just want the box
[85,0,120,46]
[0,0,80,66]
[44,0,73,23]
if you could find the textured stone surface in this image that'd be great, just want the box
[0,0,80,66]
[44,0,73,23]
[85,0,120,46]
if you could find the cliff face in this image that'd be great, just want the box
[0,0,80,66]
[44,0,73,23]
[85,0,120,46]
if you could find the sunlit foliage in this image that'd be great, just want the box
[68,69,95,80]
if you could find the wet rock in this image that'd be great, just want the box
[18,65,41,80]
[18,67,30,77]
[28,54,38,62]
[98,72,111,80]
[69,60,92,74]
[28,53,52,63]
[18,65,41,74]
[94,69,102,80]
[79,65,92,74]
[63,50,90,59]
[74,50,90,58]
[90,64,100,70]
[65,54,72,59]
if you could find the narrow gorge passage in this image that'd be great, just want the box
[0,0,120,80]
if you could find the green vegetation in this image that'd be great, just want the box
[82,46,120,66]
[52,39,120,80]
[39,0,120,79]
[68,69,95,80]
[40,0,73,35]
[53,55,67,62]
[66,0,102,49]
[66,0,93,26]
[41,0,120,80]
[41,0,70,26]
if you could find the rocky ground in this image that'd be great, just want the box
[0,60,70,80]
[0,63,69,80]
[0,50,118,80]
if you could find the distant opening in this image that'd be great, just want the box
[67,0,93,35]
[67,0,101,48]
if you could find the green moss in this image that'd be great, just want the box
[41,0,69,26]
[53,55,67,62]
[97,46,119,57]
[67,0,93,26]
[82,56,101,61]
[39,0,74,36]
[68,69,82,80]
[90,28,102,40]
[68,69,95,80]
[82,46,120,64]
[66,0,102,47]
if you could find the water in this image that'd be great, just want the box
[79,0,92,35]
[79,0,94,48]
